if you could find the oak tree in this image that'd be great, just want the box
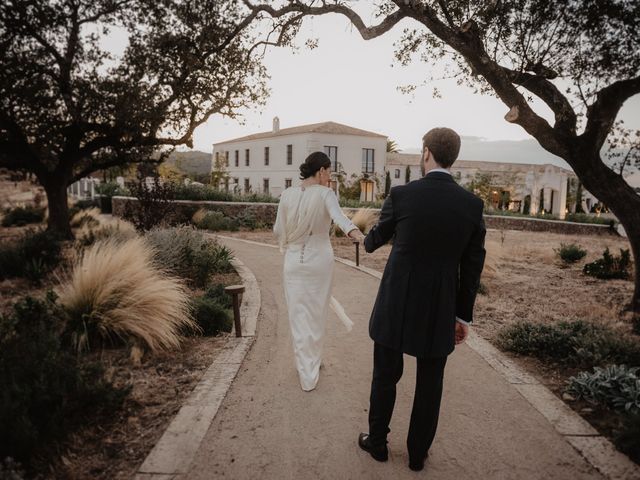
[245,0,640,315]
[0,0,267,237]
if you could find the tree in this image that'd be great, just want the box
[244,0,640,315]
[386,139,400,153]
[384,170,391,196]
[211,154,230,189]
[405,165,411,184]
[0,0,267,237]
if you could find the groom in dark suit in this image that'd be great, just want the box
[357,127,486,471]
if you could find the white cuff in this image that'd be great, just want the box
[456,317,470,326]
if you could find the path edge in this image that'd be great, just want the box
[134,245,261,480]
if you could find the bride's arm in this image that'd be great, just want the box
[273,195,286,242]
[323,189,361,239]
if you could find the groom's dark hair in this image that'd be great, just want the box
[422,127,461,168]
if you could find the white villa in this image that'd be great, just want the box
[211,118,387,201]
[387,152,600,219]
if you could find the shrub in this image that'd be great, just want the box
[174,184,278,203]
[1,206,45,227]
[583,248,632,280]
[57,237,197,354]
[190,286,233,336]
[124,173,177,232]
[564,212,612,225]
[235,210,265,230]
[497,320,640,369]
[73,198,100,210]
[0,293,128,464]
[96,182,128,214]
[567,365,640,414]
[195,210,239,232]
[555,243,587,264]
[0,229,63,282]
[146,226,234,287]
[615,413,640,464]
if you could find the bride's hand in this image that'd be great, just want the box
[348,229,365,243]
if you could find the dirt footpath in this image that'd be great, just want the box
[187,239,602,480]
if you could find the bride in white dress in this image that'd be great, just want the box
[274,152,365,391]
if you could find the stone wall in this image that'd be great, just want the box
[112,196,616,237]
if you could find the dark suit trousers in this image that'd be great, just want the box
[368,342,448,460]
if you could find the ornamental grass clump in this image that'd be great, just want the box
[69,207,101,228]
[74,216,137,251]
[58,237,197,354]
[350,208,377,234]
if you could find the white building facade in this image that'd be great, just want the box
[212,119,387,201]
[385,153,602,219]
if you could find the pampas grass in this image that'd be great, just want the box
[75,216,137,250]
[70,207,101,228]
[350,208,377,234]
[58,237,197,355]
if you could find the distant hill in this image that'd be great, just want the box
[164,150,211,175]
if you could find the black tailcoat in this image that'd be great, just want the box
[364,172,486,357]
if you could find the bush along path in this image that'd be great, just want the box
[0,217,240,478]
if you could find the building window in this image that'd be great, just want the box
[264,146,270,166]
[263,178,270,194]
[287,145,293,165]
[245,149,250,166]
[215,152,219,162]
[362,148,375,173]
[324,146,338,171]
[224,151,229,167]
[394,169,400,179]
[234,150,239,167]
[224,177,229,191]
[285,178,292,189]
[244,178,250,193]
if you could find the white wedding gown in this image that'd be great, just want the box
[273,185,357,391]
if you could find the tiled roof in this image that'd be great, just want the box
[214,121,387,145]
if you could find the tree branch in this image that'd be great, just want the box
[243,0,407,41]
[501,66,577,133]
[582,75,640,152]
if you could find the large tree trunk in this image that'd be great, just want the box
[42,177,73,239]
[573,157,640,317]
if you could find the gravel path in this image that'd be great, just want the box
[187,238,603,479]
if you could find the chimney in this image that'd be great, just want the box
[273,116,280,133]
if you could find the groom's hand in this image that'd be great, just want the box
[455,322,469,345]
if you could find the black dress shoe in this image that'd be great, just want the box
[358,433,388,462]
[409,452,429,471]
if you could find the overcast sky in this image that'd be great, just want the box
[191,7,640,167]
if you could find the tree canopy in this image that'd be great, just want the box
[0,0,268,235]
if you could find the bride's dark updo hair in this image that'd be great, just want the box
[299,151,331,180]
